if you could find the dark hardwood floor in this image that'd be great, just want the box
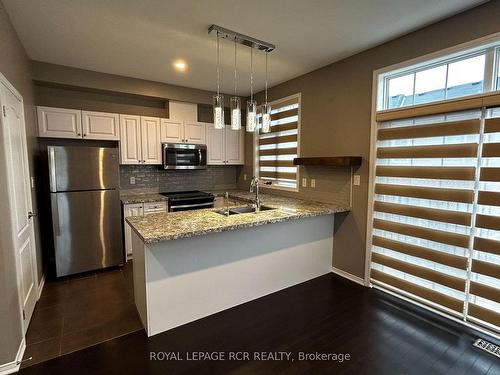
[21,262,142,368]
[18,273,500,374]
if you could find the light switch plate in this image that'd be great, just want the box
[311,179,316,188]
[302,178,307,187]
[30,177,35,189]
[244,174,247,181]
[353,175,361,186]
[130,177,136,185]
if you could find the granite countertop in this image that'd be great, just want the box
[120,192,168,204]
[126,189,351,244]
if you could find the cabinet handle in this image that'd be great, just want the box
[77,133,81,136]
[83,133,86,137]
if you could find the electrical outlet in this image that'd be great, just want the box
[302,178,307,187]
[311,179,316,188]
[130,177,136,185]
[244,174,247,181]
[353,175,361,186]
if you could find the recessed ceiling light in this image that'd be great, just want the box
[173,60,187,72]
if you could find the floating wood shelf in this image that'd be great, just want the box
[293,156,362,167]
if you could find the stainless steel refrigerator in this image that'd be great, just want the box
[48,145,123,277]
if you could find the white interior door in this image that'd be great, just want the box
[1,81,38,333]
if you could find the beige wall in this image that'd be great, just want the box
[32,61,221,106]
[0,0,38,364]
[241,0,500,279]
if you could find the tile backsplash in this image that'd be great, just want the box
[120,165,240,192]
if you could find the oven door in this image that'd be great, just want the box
[162,143,207,169]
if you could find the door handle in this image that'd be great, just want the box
[28,211,37,219]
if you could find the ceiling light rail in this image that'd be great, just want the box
[208,25,275,52]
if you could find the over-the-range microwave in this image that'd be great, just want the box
[162,143,207,170]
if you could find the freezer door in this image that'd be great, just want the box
[51,189,124,276]
[49,145,119,192]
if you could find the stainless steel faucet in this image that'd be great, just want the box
[224,191,230,217]
[249,177,271,212]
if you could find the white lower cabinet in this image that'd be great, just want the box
[123,201,167,260]
[206,124,244,165]
[123,203,144,260]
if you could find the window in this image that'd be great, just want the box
[371,36,500,335]
[385,53,487,109]
[257,94,301,191]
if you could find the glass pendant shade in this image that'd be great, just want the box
[246,100,257,132]
[261,103,272,133]
[230,97,241,130]
[213,94,224,129]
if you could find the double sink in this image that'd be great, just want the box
[215,205,275,216]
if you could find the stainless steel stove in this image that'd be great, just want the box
[160,190,215,212]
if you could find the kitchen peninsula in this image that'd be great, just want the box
[126,191,350,336]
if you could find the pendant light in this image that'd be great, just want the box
[246,47,257,132]
[261,51,271,133]
[213,31,224,129]
[230,39,241,130]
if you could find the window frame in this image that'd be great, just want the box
[376,33,500,112]
[254,92,301,192]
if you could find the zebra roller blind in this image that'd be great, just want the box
[370,105,500,333]
[258,94,300,190]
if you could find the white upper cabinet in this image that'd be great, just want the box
[206,123,225,165]
[206,124,244,165]
[160,119,206,145]
[82,111,119,140]
[225,126,245,165]
[37,106,82,139]
[140,116,162,164]
[160,119,183,143]
[119,114,142,164]
[184,122,206,144]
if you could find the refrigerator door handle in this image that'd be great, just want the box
[51,195,60,237]
[49,146,57,193]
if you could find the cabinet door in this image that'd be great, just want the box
[123,204,144,260]
[82,111,119,140]
[184,122,206,144]
[141,116,161,164]
[37,106,82,139]
[206,123,225,165]
[119,114,142,164]
[225,126,245,164]
[160,119,183,143]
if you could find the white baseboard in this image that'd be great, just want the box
[331,267,367,286]
[37,273,46,300]
[0,338,26,375]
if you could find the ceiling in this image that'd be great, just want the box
[3,0,486,96]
